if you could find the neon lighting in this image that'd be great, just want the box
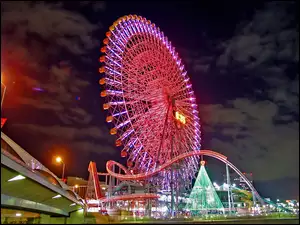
[105,57,122,68]
[70,203,76,206]
[8,175,26,182]
[105,67,122,75]
[106,90,123,95]
[128,138,138,148]
[131,145,143,158]
[116,119,130,129]
[99,14,202,192]
[185,164,224,215]
[120,129,134,140]
[106,46,122,60]
[112,111,127,117]
[109,101,125,105]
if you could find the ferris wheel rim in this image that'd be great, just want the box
[99,15,201,187]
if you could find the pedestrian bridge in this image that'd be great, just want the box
[1,132,85,223]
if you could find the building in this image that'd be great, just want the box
[66,176,109,199]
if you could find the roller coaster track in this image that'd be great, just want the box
[106,150,265,205]
[99,193,159,203]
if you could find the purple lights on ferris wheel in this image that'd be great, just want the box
[106,90,123,95]
[105,67,122,76]
[100,15,201,190]
[110,101,125,106]
[113,111,127,117]
[120,129,134,140]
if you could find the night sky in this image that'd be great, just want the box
[1,1,299,200]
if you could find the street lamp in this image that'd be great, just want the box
[55,156,65,180]
[1,78,7,109]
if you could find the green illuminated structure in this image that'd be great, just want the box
[185,161,224,215]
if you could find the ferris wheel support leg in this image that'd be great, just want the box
[175,178,179,217]
[170,135,175,218]
[155,100,172,167]
[226,163,232,214]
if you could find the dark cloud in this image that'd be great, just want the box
[1,1,97,117]
[1,1,99,54]
[78,1,106,12]
[12,124,106,140]
[12,124,117,157]
[200,99,299,181]
[195,2,299,182]
[216,2,298,68]
[1,2,107,158]
[71,141,115,156]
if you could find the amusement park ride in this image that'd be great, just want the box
[0,15,266,218]
[78,14,268,218]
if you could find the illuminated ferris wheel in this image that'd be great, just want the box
[99,15,201,190]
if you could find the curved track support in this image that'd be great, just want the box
[106,150,265,205]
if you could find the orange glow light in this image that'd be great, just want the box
[103,103,110,110]
[99,78,106,85]
[110,128,117,135]
[56,156,62,163]
[175,111,186,124]
[106,116,113,123]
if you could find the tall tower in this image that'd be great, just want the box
[185,161,224,216]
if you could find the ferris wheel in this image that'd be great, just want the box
[99,15,201,190]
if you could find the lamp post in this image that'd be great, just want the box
[55,156,66,180]
[1,80,6,109]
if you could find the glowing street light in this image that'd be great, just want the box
[55,156,66,180]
